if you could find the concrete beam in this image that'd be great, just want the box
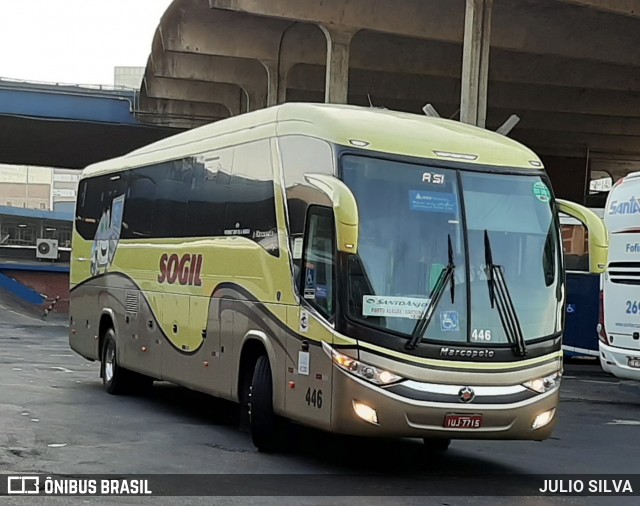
[560,0,640,18]
[284,87,640,156]
[137,91,227,128]
[328,92,640,138]
[211,0,640,66]
[161,0,290,59]
[144,76,239,115]
[284,89,640,157]
[287,64,640,119]
[150,50,268,111]
[513,129,640,157]
[493,110,640,138]
[161,10,640,96]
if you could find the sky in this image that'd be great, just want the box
[0,0,173,85]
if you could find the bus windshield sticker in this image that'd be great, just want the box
[224,226,251,236]
[299,309,309,333]
[363,296,430,319]
[532,181,551,203]
[298,351,310,375]
[439,311,459,332]
[409,190,458,214]
[305,267,316,297]
[292,238,304,259]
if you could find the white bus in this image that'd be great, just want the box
[600,173,640,380]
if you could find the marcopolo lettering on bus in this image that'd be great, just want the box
[158,253,203,286]
[440,347,495,358]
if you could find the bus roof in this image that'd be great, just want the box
[82,103,543,178]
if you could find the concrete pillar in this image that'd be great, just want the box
[278,64,292,104]
[460,0,493,127]
[245,89,267,112]
[260,59,279,107]
[320,26,356,104]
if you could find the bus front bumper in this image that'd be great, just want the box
[330,368,559,440]
[599,341,640,381]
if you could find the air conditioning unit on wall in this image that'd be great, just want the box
[36,239,59,260]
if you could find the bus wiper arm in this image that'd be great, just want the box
[483,231,527,358]
[406,235,455,351]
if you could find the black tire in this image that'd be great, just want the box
[101,329,155,395]
[249,355,281,452]
[423,438,451,452]
[101,328,129,395]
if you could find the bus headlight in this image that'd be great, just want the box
[523,372,561,393]
[323,343,403,385]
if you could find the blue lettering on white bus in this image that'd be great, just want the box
[609,197,640,215]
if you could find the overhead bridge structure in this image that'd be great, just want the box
[0,79,180,170]
[137,0,640,203]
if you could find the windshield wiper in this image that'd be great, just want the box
[406,235,455,351]
[484,230,527,357]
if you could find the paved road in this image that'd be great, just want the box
[1,310,639,505]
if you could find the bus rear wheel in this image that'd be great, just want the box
[248,355,281,452]
[423,438,451,452]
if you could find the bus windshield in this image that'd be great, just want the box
[341,155,562,347]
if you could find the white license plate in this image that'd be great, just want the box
[443,414,483,429]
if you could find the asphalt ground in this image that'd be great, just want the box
[1,297,639,505]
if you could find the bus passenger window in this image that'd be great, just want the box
[301,208,335,320]
[560,214,590,272]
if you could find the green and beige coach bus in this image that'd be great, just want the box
[69,103,606,452]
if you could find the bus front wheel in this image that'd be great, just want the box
[101,329,129,395]
[249,355,281,452]
[101,329,153,395]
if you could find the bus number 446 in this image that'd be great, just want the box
[305,388,323,409]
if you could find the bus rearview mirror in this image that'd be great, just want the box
[556,199,608,274]
[304,174,359,254]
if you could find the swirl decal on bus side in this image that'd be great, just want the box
[90,194,125,277]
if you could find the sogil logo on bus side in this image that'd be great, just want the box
[157,253,203,286]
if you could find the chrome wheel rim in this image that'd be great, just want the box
[104,343,115,382]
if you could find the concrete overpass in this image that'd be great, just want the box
[136,0,640,204]
[0,79,181,169]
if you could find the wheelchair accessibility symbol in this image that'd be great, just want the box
[440,311,459,332]
[566,304,576,314]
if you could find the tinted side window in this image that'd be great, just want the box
[279,136,334,238]
[185,149,234,237]
[226,140,278,255]
[76,177,102,239]
[301,207,335,319]
[152,160,190,238]
[123,168,158,239]
[76,174,127,240]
